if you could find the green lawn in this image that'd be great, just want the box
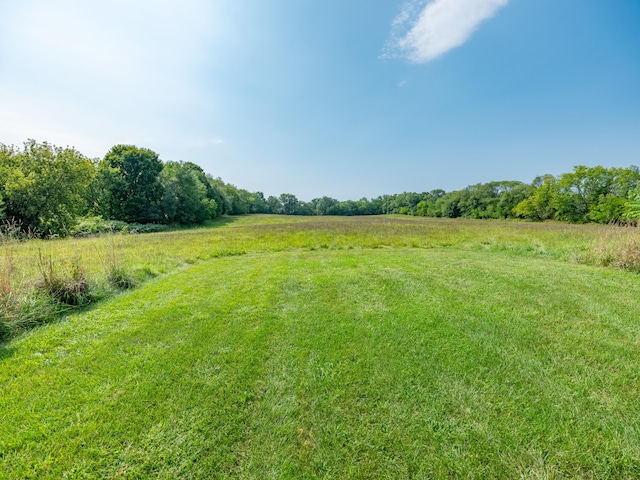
[2,217,640,478]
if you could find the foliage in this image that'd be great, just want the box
[3,139,640,235]
[279,193,300,215]
[70,216,170,236]
[554,165,640,223]
[624,189,640,220]
[91,145,165,224]
[161,161,217,224]
[0,140,95,236]
[513,175,558,221]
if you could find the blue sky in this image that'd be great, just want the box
[1,0,639,200]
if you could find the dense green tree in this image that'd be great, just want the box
[513,175,558,221]
[266,195,283,214]
[279,193,299,215]
[415,190,446,217]
[625,189,640,220]
[513,167,640,223]
[313,196,339,216]
[91,145,165,223]
[366,197,385,215]
[160,161,216,224]
[246,191,269,213]
[207,178,243,215]
[1,140,94,235]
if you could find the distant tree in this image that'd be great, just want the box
[0,145,9,221]
[247,191,269,213]
[91,145,165,223]
[279,193,299,215]
[266,195,283,214]
[553,166,640,223]
[313,196,339,216]
[391,192,421,215]
[415,190,446,217]
[296,201,315,216]
[496,182,533,218]
[366,197,385,215]
[160,161,216,224]
[355,198,375,215]
[436,191,463,218]
[206,177,230,216]
[514,175,558,221]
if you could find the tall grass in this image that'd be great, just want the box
[587,224,640,271]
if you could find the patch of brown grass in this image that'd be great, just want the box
[589,225,640,272]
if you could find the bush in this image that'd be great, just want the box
[71,216,129,237]
[72,217,170,237]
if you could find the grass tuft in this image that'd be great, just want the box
[36,251,90,306]
[588,225,640,271]
[106,264,136,290]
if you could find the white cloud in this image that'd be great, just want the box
[385,0,510,63]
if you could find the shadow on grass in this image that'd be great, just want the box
[200,216,241,229]
[0,340,15,362]
[0,286,128,355]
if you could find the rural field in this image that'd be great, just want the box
[2,215,640,478]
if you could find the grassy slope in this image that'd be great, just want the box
[2,236,640,478]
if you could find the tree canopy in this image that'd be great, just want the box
[2,139,640,237]
[0,140,94,236]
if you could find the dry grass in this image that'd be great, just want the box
[588,224,640,271]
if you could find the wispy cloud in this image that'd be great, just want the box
[384,0,510,63]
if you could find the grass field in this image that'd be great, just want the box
[2,216,640,478]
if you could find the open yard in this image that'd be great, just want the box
[1,216,640,478]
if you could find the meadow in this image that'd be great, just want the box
[1,215,640,478]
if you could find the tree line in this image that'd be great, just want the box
[1,140,639,237]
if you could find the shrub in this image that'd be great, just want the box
[72,217,170,237]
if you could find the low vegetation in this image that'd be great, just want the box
[1,215,640,478]
[2,215,640,342]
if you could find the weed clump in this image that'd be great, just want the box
[36,252,90,306]
[589,226,640,272]
[106,265,136,290]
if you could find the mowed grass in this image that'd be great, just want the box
[2,217,640,478]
